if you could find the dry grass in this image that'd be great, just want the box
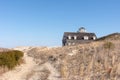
[60,41,120,80]
[27,40,120,80]
[26,68,50,80]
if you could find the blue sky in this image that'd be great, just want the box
[0,0,120,48]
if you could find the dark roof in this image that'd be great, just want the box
[63,32,97,40]
[63,32,96,37]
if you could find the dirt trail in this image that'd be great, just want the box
[0,47,61,80]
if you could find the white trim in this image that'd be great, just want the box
[84,36,88,40]
[74,36,77,40]
[68,35,71,39]
[93,36,96,40]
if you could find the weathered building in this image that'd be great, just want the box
[62,27,97,46]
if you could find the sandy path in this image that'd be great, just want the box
[0,47,61,80]
[0,52,36,80]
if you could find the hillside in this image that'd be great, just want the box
[0,37,120,80]
[96,33,120,41]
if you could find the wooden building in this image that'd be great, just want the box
[62,27,97,46]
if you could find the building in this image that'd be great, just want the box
[62,27,97,46]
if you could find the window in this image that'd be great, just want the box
[82,37,84,40]
[84,36,88,40]
[71,37,74,40]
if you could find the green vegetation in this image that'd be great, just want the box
[0,50,24,69]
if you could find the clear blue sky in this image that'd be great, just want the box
[0,0,120,48]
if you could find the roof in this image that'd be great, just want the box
[63,32,96,37]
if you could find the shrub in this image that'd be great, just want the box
[0,50,24,69]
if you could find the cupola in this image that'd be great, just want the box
[77,27,86,33]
